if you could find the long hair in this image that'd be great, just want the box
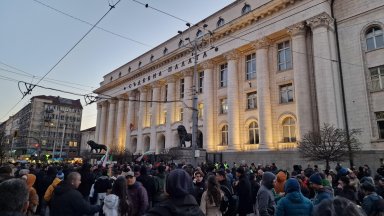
[206,175,222,206]
[111,176,132,216]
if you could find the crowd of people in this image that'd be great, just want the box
[0,160,384,216]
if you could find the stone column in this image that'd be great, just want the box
[224,50,241,151]
[183,69,193,133]
[99,101,108,144]
[150,82,161,153]
[136,87,148,154]
[106,99,117,147]
[307,13,340,127]
[253,38,273,149]
[115,96,126,151]
[165,76,177,148]
[125,91,136,152]
[287,22,313,140]
[202,61,215,151]
[95,104,102,143]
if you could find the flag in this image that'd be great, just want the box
[102,146,110,167]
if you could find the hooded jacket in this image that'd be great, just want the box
[44,177,62,202]
[26,174,39,215]
[50,182,100,216]
[257,172,276,216]
[128,181,148,216]
[274,171,287,194]
[103,194,119,216]
[234,174,253,214]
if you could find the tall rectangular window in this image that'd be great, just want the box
[246,53,256,80]
[220,63,228,87]
[179,108,184,121]
[277,41,292,71]
[198,103,204,118]
[280,84,294,103]
[164,84,168,101]
[370,65,384,91]
[220,98,228,114]
[180,78,184,98]
[247,91,257,109]
[376,112,384,139]
[199,71,204,93]
[163,110,167,124]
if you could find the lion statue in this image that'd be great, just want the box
[87,140,107,153]
[177,125,203,148]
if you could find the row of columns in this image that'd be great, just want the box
[94,12,343,152]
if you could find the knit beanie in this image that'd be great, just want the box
[56,171,64,180]
[166,169,193,198]
[284,178,301,193]
[262,172,276,189]
[309,173,322,185]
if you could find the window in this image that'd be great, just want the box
[280,84,294,103]
[179,108,184,121]
[163,110,167,124]
[150,55,154,61]
[198,103,204,118]
[241,4,251,15]
[370,65,384,91]
[246,53,256,80]
[196,30,203,38]
[164,85,168,101]
[217,18,225,27]
[248,121,259,144]
[220,63,228,87]
[199,71,204,93]
[180,78,185,98]
[178,39,183,48]
[163,47,168,55]
[221,125,229,145]
[366,27,384,51]
[376,112,384,139]
[277,41,292,71]
[247,91,257,109]
[282,117,296,142]
[220,98,228,114]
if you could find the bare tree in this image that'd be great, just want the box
[0,131,6,164]
[297,124,361,170]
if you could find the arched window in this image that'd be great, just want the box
[242,4,251,15]
[366,26,384,51]
[163,47,168,55]
[282,117,296,142]
[248,121,259,144]
[217,18,225,27]
[196,30,203,38]
[221,125,228,145]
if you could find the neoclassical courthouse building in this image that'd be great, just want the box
[94,0,384,168]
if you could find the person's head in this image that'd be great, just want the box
[338,176,350,188]
[206,175,221,206]
[236,167,245,178]
[111,176,131,215]
[56,171,64,181]
[194,171,204,183]
[262,172,276,189]
[0,178,29,214]
[309,173,323,190]
[166,169,193,198]
[313,197,365,216]
[125,171,136,186]
[157,165,166,174]
[284,178,301,194]
[215,170,226,182]
[360,181,375,195]
[66,172,81,189]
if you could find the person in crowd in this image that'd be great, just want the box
[0,165,14,183]
[50,171,100,216]
[275,178,313,216]
[313,197,365,216]
[257,172,276,216]
[90,168,113,215]
[36,166,57,216]
[234,167,253,216]
[78,163,95,200]
[146,169,204,216]
[376,176,384,198]
[309,173,333,205]
[152,165,167,207]
[249,173,260,215]
[200,175,223,215]
[137,165,156,208]
[361,181,383,215]
[25,173,39,215]
[44,170,64,203]
[193,170,206,205]
[335,176,357,203]
[216,170,236,216]
[274,171,287,195]
[103,176,133,216]
[0,178,30,216]
[348,169,360,191]
[126,170,148,216]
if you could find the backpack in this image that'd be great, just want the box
[220,185,238,216]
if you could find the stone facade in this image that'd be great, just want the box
[94,0,384,168]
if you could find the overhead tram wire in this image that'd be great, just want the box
[31,0,152,48]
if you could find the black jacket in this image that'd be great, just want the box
[145,194,204,216]
[234,174,253,214]
[50,182,100,216]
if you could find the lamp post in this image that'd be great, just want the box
[59,108,69,160]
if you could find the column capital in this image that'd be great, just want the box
[127,91,136,98]
[138,86,149,93]
[252,37,272,50]
[287,22,306,37]
[201,60,214,70]
[151,81,164,89]
[306,12,334,30]
[118,93,128,100]
[223,50,239,61]
[165,75,178,83]
[109,98,118,104]
[97,103,103,109]
[181,69,194,77]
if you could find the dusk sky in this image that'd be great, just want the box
[0,0,233,130]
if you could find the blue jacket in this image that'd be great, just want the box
[312,187,333,206]
[275,191,313,216]
[362,193,382,215]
